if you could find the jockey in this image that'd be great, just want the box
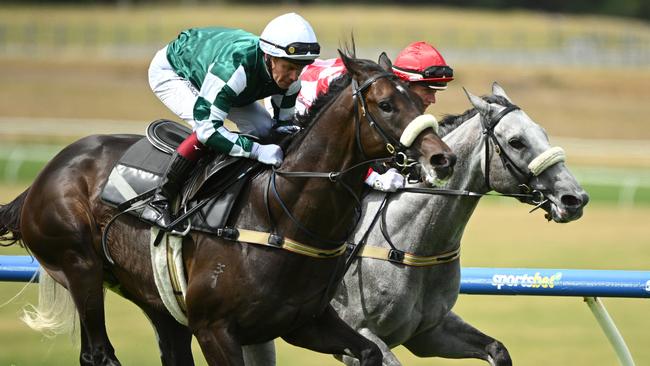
[293,41,453,192]
[145,13,319,229]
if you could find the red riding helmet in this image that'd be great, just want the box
[391,41,454,90]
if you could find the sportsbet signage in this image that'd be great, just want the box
[491,272,563,290]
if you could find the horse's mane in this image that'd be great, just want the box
[285,53,388,156]
[438,94,514,137]
[294,72,352,129]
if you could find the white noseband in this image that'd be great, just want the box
[528,146,566,176]
[399,114,439,148]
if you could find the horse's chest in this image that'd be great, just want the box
[358,264,460,332]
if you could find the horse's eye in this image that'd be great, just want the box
[378,101,393,113]
[508,138,526,150]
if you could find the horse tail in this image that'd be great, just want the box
[0,188,29,246]
[21,267,78,338]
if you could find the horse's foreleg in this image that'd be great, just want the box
[402,311,511,366]
[339,328,401,366]
[243,341,276,366]
[141,308,195,366]
[193,322,245,366]
[282,305,382,366]
[79,325,94,366]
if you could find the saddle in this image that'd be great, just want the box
[100,119,262,234]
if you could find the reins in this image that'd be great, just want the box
[376,104,554,208]
[396,186,542,203]
[268,156,395,246]
[264,72,411,247]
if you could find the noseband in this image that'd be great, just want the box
[481,104,566,205]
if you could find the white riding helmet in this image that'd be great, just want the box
[259,13,320,64]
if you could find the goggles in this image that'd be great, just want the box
[421,65,454,79]
[260,39,321,56]
[394,65,454,80]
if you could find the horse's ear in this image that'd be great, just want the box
[338,49,361,77]
[463,87,489,114]
[491,82,513,103]
[378,52,392,72]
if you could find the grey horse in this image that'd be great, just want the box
[243,82,589,366]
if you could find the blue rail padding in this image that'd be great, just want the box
[461,267,650,298]
[1,256,650,298]
[0,255,39,282]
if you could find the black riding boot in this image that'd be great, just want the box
[142,153,195,229]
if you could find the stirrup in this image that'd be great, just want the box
[169,222,191,237]
[167,205,192,237]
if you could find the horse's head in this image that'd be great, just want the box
[339,51,456,186]
[464,82,589,223]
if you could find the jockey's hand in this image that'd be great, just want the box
[365,168,405,192]
[250,143,284,167]
[273,123,302,135]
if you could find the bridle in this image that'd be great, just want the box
[479,103,567,208]
[352,72,400,158]
[481,105,528,190]
[351,72,424,171]
[399,101,567,212]
[270,71,433,246]
[342,100,568,272]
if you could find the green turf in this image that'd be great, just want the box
[1,186,648,365]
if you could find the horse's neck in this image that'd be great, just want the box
[441,114,489,196]
[273,88,367,243]
[380,115,488,254]
[284,89,359,172]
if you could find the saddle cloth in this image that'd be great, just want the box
[100,119,260,234]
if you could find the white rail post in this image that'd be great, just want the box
[584,297,635,366]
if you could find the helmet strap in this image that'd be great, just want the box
[264,54,273,77]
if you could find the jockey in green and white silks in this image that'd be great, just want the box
[144,13,320,230]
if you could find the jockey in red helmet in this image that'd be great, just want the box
[285,41,453,192]
[390,41,453,109]
[293,41,453,115]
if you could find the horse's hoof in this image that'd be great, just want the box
[487,340,512,366]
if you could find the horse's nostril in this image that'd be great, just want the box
[431,153,454,168]
[561,194,582,208]
[430,154,447,168]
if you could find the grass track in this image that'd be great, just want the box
[1,185,648,365]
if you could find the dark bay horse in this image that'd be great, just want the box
[0,51,455,365]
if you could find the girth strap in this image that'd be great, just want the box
[358,245,460,267]
[218,227,348,258]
